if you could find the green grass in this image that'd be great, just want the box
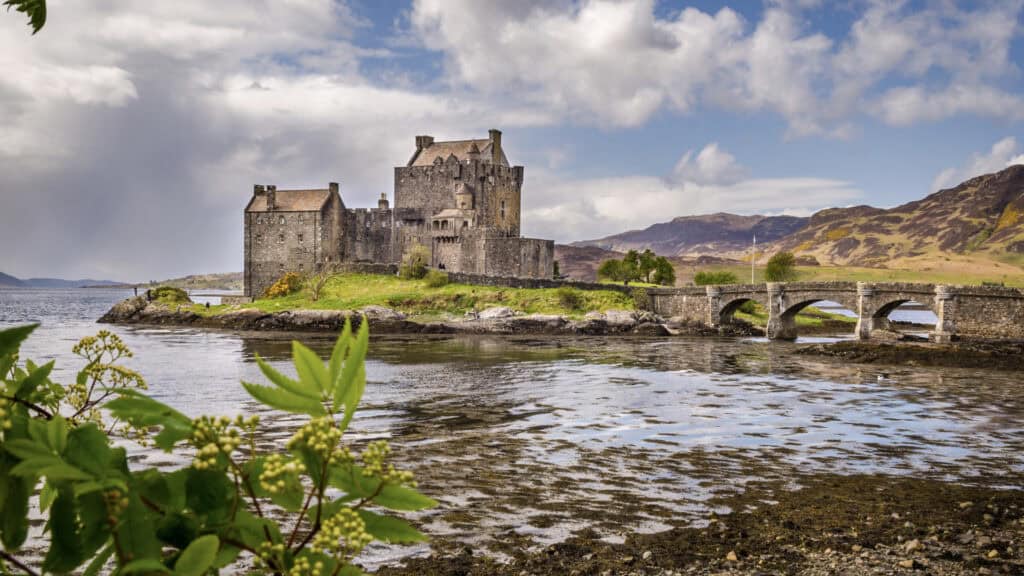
[683,263,1024,288]
[197,273,635,319]
[734,303,856,329]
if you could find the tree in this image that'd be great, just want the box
[765,251,798,282]
[652,257,676,286]
[399,244,430,280]
[638,249,658,283]
[4,0,46,34]
[694,270,739,286]
[597,259,624,282]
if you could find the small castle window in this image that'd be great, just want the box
[462,221,468,229]
[279,216,286,225]
[298,264,304,271]
[279,264,285,272]
[255,234,262,245]
[278,233,285,243]
[298,233,304,243]
[500,200,506,220]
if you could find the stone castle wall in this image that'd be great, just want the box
[244,200,342,297]
[343,208,394,263]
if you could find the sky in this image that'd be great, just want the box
[2,0,1024,282]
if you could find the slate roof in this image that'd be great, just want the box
[410,139,509,167]
[246,189,331,212]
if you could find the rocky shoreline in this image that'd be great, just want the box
[375,474,1024,576]
[797,339,1024,371]
[97,296,762,337]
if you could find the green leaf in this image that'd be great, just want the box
[0,456,33,549]
[120,558,171,574]
[328,465,437,511]
[242,381,325,416]
[292,341,331,395]
[105,392,192,451]
[115,494,162,564]
[255,354,317,399]
[335,320,369,423]
[156,513,198,550]
[65,423,114,479]
[15,359,54,399]
[185,468,233,524]
[83,543,115,576]
[328,321,353,384]
[356,509,427,543]
[173,534,219,576]
[79,490,112,555]
[0,324,35,358]
[39,480,58,511]
[2,0,47,34]
[43,489,86,573]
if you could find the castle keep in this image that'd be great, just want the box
[244,130,555,297]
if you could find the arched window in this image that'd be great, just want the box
[279,216,286,225]
[500,200,506,220]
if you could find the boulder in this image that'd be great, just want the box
[478,306,516,319]
[634,322,670,336]
[498,314,568,333]
[98,296,148,323]
[604,310,638,327]
[357,305,405,321]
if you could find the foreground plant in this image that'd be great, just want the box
[0,320,434,575]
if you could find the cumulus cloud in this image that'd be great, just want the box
[410,0,1024,134]
[931,137,1024,192]
[523,144,862,242]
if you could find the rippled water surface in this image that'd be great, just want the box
[2,288,1022,566]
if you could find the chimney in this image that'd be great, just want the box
[488,129,502,164]
[378,192,390,210]
[266,185,276,210]
[329,182,339,196]
[254,184,265,195]
[415,135,434,150]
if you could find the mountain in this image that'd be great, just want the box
[0,272,25,287]
[0,273,122,288]
[569,165,1024,273]
[771,164,1024,267]
[574,213,808,256]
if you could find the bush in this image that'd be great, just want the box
[556,286,584,310]
[263,271,303,298]
[0,321,435,575]
[694,270,739,286]
[149,285,190,304]
[631,287,650,310]
[424,269,449,288]
[738,300,758,314]
[399,244,430,280]
[765,251,798,282]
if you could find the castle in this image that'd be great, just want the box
[243,130,555,297]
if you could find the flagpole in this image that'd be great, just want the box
[751,235,756,284]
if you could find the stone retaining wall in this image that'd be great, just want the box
[444,272,634,294]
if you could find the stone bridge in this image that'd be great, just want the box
[646,281,1024,342]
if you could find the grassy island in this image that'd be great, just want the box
[194,273,637,320]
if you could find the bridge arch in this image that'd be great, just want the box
[718,295,769,325]
[767,292,861,340]
[867,297,938,335]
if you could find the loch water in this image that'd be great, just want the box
[2,288,1022,567]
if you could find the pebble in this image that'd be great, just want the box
[987,549,999,559]
[726,551,738,562]
[642,550,652,561]
[960,501,973,509]
[904,539,923,553]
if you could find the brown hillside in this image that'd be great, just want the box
[773,164,1024,266]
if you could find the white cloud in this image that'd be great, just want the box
[410,0,1024,134]
[523,144,861,242]
[671,143,747,186]
[931,137,1024,191]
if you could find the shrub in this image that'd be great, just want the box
[765,251,798,282]
[424,269,449,288]
[694,270,739,286]
[149,285,190,304]
[0,321,435,575]
[738,300,758,314]
[631,287,650,310]
[556,286,584,310]
[399,244,430,280]
[263,271,303,298]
